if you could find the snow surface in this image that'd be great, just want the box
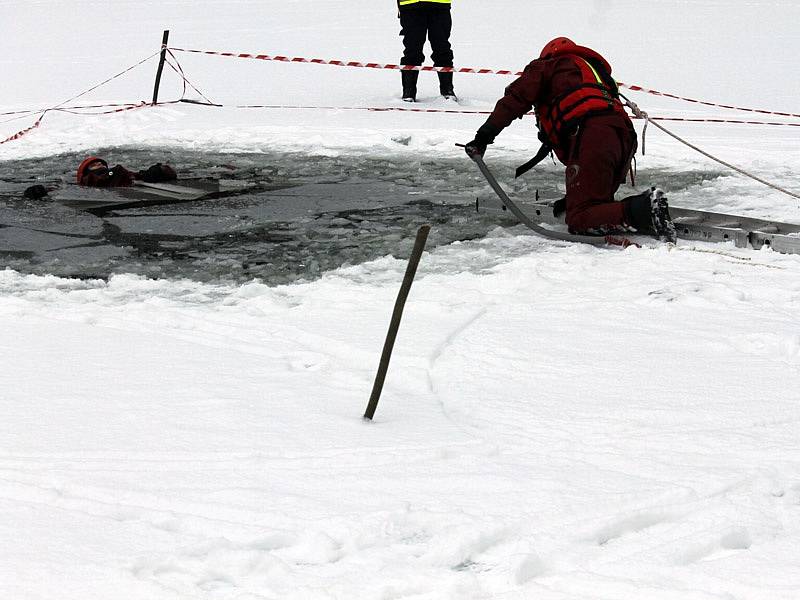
[2,1,800,599]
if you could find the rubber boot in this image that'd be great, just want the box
[438,71,457,100]
[623,190,654,232]
[401,70,419,102]
[623,187,677,242]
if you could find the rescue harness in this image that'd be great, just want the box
[516,54,625,179]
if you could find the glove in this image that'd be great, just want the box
[464,138,488,158]
[106,165,135,187]
[137,163,177,183]
[463,121,502,158]
[23,184,49,200]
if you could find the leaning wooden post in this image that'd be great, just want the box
[363,225,431,421]
[151,30,170,105]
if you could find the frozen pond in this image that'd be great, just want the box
[0,148,725,284]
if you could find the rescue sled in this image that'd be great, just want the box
[53,179,248,214]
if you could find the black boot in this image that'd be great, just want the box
[438,71,457,100]
[401,70,419,102]
[623,187,677,243]
[650,188,677,243]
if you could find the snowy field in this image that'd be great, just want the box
[2,2,800,599]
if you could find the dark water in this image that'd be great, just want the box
[0,148,724,284]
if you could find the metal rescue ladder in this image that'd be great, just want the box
[476,195,800,255]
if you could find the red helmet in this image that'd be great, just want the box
[76,156,108,183]
[540,37,577,59]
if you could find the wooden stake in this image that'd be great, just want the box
[152,30,170,105]
[363,225,431,421]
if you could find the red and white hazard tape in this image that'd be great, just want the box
[170,47,517,76]
[618,83,800,119]
[0,116,43,145]
[643,116,800,126]
[170,47,800,121]
[1,101,154,146]
[3,101,152,119]
[5,45,799,145]
[4,101,797,147]
[2,51,161,145]
[56,100,158,116]
[1,108,39,117]
[233,103,800,126]
[235,104,493,115]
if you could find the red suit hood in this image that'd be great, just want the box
[540,37,613,74]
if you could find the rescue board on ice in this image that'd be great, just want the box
[53,179,248,214]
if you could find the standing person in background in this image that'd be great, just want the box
[397,0,456,102]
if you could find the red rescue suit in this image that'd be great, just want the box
[485,41,636,233]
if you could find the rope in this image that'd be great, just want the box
[164,50,217,106]
[0,101,163,145]
[622,94,800,202]
[52,50,162,110]
[0,112,40,126]
[1,51,162,146]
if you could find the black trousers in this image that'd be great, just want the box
[399,5,453,67]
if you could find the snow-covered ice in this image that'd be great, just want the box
[2,2,800,599]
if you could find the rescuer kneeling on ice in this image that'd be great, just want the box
[464,37,676,242]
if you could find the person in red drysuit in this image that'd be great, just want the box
[21,158,178,200]
[76,156,177,188]
[464,37,675,241]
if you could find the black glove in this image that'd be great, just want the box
[23,184,49,200]
[106,165,135,187]
[464,121,502,158]
[137,163,177,183]
[464,138,488,158]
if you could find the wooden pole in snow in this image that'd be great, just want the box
[363,225,431,421]
[152,30,170,105]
